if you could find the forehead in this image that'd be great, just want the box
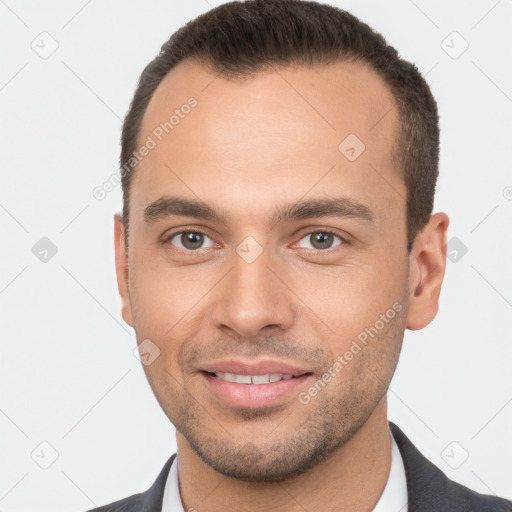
[132,58,402,225]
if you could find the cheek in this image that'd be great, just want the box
[128,254,211,334]
[318,300,406,405]
[295,258,406,340]
[128,259,213,383]
[140,355,187,427]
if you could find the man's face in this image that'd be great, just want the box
[118,59,412,480]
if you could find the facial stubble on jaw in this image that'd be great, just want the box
[167,330,405,482]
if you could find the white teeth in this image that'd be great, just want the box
[214,372,294,384]
[252,374,270,384]
[218,372,237,383]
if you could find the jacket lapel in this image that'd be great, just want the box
[389,421,470,512]
[140,453,176,511]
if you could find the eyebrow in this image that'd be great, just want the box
[143,195,374,225]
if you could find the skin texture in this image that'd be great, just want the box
[114,58,449,512]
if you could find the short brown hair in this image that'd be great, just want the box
[120,0,439,252]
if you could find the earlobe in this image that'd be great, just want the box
[406,212,450,331]
[113,213,134,328]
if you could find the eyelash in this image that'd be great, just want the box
[162,228,348,253]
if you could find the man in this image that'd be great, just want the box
[88,1,512,510]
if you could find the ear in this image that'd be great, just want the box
[114,212,134,328]
[406,212,450,330]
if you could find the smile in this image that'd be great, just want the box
[202,371,313,408]
[214,372,295,384]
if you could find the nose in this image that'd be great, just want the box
[210,246,295,339]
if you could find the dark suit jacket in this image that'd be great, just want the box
[86,421,512,511]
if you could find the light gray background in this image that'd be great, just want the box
[1,1,511,510]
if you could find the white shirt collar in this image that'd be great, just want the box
[372,427,408,511]
[162,427,408,512]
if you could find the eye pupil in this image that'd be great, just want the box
[182,232,204,249]
[311,232,333,249]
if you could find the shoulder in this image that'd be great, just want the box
[448,478,512,511]
[389,421,512,511]
[83,453,176,512]
[85,493,144,512]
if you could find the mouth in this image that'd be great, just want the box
[200,370,314,409]
[204,371,310,384]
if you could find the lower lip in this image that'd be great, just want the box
[201,372,312,409]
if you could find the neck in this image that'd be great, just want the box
[176,396,391,512]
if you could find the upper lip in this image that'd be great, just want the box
[201,359,311,376]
